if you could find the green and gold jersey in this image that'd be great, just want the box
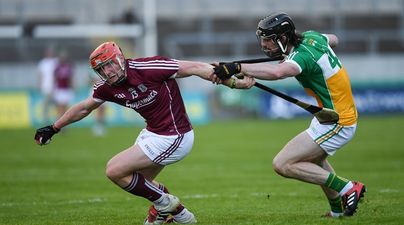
[284,31,357,125]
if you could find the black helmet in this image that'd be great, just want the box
[256,12,296,59]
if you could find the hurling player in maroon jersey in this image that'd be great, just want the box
[35,42,255,224]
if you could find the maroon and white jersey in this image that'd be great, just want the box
[54,62,73,89]
[92,56,192,135]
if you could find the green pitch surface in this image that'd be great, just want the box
[1,116,404,225]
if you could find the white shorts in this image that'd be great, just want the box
[306,117,357,155]
[135,129,194,165]
[53,89,74,105]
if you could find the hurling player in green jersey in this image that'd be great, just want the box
[214,12,365,217]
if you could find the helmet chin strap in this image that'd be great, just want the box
[277,39,288,54]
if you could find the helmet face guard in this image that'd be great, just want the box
[93,58,126,85]
[256,12,295,59]
[90,42,126,86]
[256,34,284,59]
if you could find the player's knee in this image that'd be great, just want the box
[272,158,286,176]
[273,157,294,177]
[105,162,120,182]
[105,166,115,181]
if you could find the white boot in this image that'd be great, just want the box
[154,194,181,214]
[173,207,197,224]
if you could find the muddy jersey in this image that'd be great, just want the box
[284,31,358,126]
[92,56,192,135]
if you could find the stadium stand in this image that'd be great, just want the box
[0,0,403,89]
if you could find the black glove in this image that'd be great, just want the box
[214,62,241,80]
[34,125,60,145]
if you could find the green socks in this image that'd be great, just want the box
[324,173,349,193]
[324,173,352,214]
[328,196,344,213]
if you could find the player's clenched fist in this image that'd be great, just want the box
[34,125,60,145]
[214,62,241,80]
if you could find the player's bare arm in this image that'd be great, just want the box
[175,60,255,89]
[241,61,300,80]
[175,60,214,79]
[36,41,116,144]
[222,75,256,89]
[53,96,102,129]
[35,96,102,145]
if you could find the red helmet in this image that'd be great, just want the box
[89,42,126,85]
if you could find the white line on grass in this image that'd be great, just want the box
[1,192,282,207]
[379,189,400,193]
[0,198,106,207]
[182,192,269,199]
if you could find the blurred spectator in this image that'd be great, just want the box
[37,46,58,123]
[122,10,138,23]
[53,50,75,120]
[110,9,139,24]
[89,69,107,136]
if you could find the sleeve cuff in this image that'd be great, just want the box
[283,60,302,74]
[93,98,105,103]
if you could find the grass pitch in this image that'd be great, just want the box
[1,115,404,225]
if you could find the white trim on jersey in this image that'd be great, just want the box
[169,73,178,79]
[92,81,106,103]
[283,60,302,73]
[93,97,105,103]
[128,60,179,70]
[322,33,330,44]
[300,45,316,58]
[317,54,340,79]
[163,81,180,135]
[93,80,105,90]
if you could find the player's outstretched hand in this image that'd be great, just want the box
[236,76,256,89]
[214,62,241,80]
[34,125,60,145]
